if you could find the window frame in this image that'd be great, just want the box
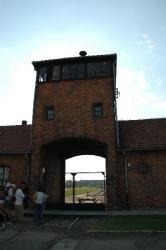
[46,105,54,120]
[38,66,48,83]
[36,60,112,83]
[92,103,103,118]
[0,165,9,187]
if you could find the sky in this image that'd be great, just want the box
[1,0,166,176]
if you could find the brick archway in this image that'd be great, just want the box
[40,137,107,209]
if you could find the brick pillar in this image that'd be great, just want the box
[29,146,41,193]
[106,146,119,211]
[43,152,65,205]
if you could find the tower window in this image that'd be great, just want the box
[46,106,54,120]
[38,67,47,82]
[52,65,60,80]
[0,166,9,187]
[62,64,70,80]
[92,103,103,118]
[101,61,111,76]
[76,63,85,79]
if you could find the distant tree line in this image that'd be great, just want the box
[65,179,104,188]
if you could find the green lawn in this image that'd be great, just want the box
[65,186,100,196]
[88,215,166,231]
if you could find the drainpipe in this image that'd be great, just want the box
[25,153,30,191]
[113,59,120,148]
[123,151,129,209]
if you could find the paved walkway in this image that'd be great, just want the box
[25,208,166,216]
[0,210,166,250]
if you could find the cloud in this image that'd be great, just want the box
[0,62,35,125]
[116,67,166,120]
[138,33,155,51]
[66,155,105,179]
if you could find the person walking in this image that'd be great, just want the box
[14,184,25,222]
[33,186,44,224]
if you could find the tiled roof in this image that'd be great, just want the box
[118,118,166,150]
[0,124,31,154]
[0,118,166,153]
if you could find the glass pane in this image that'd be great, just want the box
[95,107,102,116]
[0,166,9,186]
[87,62,101,77]
[63,64,70,80]
[76,64,85,79]
[94,104,103,117]
[71,64,77,80]
[47,108,54,120]
[38,67,47,82]
[87,63,95,77]
[101,62,111,76]
[52,65,60,80]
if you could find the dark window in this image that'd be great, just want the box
[46,106,54,120]
[52,65,60,80]
[76,63,85,79]
[0,166,9,187]
[71,64,77,80]
[62,64,70,80]
[87,62,102,77]
[101,61,111,76]
[38,67,47,82]
[87,62,111,77]
[92,103,103,118]
[71,63,85,79]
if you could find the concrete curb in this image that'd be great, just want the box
[87,229,166,233]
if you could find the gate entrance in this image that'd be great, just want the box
[65,155,106,210]
[41,138,107,210]
[65,171,106,206]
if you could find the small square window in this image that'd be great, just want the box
[92,103,103,118]
[46,106,54,120]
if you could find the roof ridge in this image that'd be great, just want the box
[0,124,32,128]
[118,117,166,122]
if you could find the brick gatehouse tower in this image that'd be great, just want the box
[28,51,166,211]
[31,52,121,210]
[1,52,166,210]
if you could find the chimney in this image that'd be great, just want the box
[22,120,27,125]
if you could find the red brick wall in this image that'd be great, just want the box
[32,78,116,145]
[125,150,166,208]
[0,154,28,186]
[31,77,119,209]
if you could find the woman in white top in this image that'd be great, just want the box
[14,186,25,222]
[33,187,44,224]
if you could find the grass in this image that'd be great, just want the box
[65,186,100,196]
[88,215,166,231]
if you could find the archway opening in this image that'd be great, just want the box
[41,138,107,210]
[65,155,106,208]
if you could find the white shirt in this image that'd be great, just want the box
[15,188,25,206]
[34,191,44,204]
[8,187,13,198]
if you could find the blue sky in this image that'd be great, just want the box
[1,0,166,175]
[0,0,166,125]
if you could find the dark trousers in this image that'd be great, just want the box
[34,204,43,223]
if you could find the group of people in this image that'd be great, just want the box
[0,181,48,229]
